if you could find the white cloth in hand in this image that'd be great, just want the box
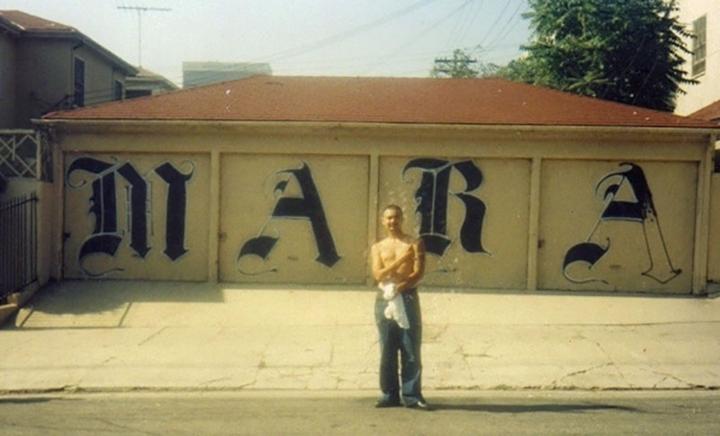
[379,281,409,329]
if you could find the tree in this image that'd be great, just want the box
[431,49,500,78]
[501,0,694,112]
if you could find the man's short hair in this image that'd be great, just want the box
[383,204,403,217]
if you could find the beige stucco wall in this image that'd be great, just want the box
[63,152,210,281]
[219,154,368,284]
[379,157,530,289]
[50,123,713,294]
[708,173,720,282]
[539,160,698,293]
[0,32,16,128]
[36,181,56,285]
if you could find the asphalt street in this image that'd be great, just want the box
[0,390,717,435]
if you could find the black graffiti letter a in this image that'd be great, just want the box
[237,162,340,273]
[562,162,681,284]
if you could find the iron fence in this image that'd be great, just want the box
[0,193,38,300]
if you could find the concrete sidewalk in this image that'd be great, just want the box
[1,280,719,393]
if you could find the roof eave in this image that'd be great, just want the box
[0,17,20,36]
[125,76,179,91]
[35,118,720,137]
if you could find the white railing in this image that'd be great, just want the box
[0,130,52,182]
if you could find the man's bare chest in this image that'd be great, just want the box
[379,240,412,264]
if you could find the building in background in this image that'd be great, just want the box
[182,61,271,88]
[0,10,137,129]
[125,67,179,99]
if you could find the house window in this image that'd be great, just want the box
[114,80,124,101]
[692,15,707,77]
[73,57,85,107]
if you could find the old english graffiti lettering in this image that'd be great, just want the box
[237,162,340,274]
[66,157,124,276]
[154,163,192,260]
[562,162,681,285]
[66,157,193,276]
[402,158,488,257]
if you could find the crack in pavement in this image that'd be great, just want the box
[94,417,163,436]
[426,324,449,343]
[590,338,634,389]
[137,327,167,347]
[649,369,705,389]
[0,420,118,434]
[460,346,495,359]
[550,363,612,387]
[455,344,484,384]
[199,376,232,386]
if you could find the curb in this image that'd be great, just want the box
[0,385,718,396]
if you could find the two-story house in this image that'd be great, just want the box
[0,10,137,129]
[0,11,139,297]
[675,0,719,118]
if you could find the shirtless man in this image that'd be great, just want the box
[370,204,428,410]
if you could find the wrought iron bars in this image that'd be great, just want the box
[0,193,38,300]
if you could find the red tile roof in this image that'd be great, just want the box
[690,100,720,124]
[44,76,716,129]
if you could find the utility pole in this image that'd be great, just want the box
[117,5,171,67]
[432,57,477,77]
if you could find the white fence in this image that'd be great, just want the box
[0,130,52,182]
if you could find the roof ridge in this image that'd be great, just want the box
[0,9,77,32]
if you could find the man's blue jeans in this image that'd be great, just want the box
[375,288,423,405]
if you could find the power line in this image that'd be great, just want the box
[124,0,441,87]
[447,0,484,50]
[485,0,525,49]
[364,0,474,75]
[117,5,171,67]
[257,0,440,64]
[478,0,514,48]
[81,2,526,89]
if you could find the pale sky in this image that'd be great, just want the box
[2,0,531,86]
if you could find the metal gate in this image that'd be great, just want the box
[0,193,38,299]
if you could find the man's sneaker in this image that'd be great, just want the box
[406,399,432,411]
[375,397,402,408]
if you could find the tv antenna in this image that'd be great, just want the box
[118,5,171,67]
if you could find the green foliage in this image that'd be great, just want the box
[500,0,695,111]
[431,49,500,78]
